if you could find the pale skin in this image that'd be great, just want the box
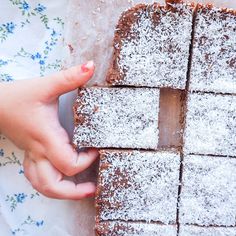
[0,61,99,200]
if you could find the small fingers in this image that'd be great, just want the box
[23,153,39,189]
[23,152,96,200]
[44,61,95,98]
[31,126,99,176]
[46,138,99,176]
[72,148,99,174]
[35,159,96,199]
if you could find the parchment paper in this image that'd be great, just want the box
[59,1,236,235]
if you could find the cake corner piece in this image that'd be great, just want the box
[106,1,195,89]
[189,3,236,93]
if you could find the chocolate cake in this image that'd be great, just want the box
[183,92,236,156]
[96,221,177,236]
[73,87,159,149]
[189,4,236,94]
[71,1,236,234]
[95,149,180,224]
[179,225,236,236]
[179,154,236,226]
[106,1,195,89]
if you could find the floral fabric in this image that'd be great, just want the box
[0,1,81,235]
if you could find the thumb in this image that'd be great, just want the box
[45,61,95,97]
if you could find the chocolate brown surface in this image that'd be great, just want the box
[106,3,147,85]
[95,221,177,236]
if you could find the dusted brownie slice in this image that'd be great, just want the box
[96,221,177,236]
[189,4,236,93]
[73,87,159,149]
[179,225,236,236]
[183,93,236,156]
[179,155,236,226]
[96,150,180,224]
[106,1,195,89]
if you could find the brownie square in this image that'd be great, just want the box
[96,221,177,236]
[73,87,159,149]
[179,154,236,226]
[183,93,236,156]
[179,225,236,236]
[96,150,180,224]
[189,5,236,93]
[106,1,195,89]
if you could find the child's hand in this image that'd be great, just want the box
[0,61,99,200]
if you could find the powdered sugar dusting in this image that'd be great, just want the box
[96,150,180,224]
[73,87,159,149]
[180,154,236,226]
[190,6,236,93]
[108,2,194,89]
[183,93,236,156]
[179,225,236,236]
[96,221,177,236]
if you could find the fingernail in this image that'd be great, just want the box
[81,60,94,73]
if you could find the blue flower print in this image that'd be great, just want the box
[36,220,44,227]
[35,52,41,58]
[22,1,30,11]
[6,193,27,211]
[30,52,45,66]
[18,169,24,174]
[30,192,40,199]
[11,229,24,235]
[0,22,16,41]
[0,73,14,82]
[0,1,66,235]
[39,60,45,65]
[35,4,46,13]
[0,149,4,157]
[53,17,64,28]
[0,59,8,66]
[11,216,44,234]
[13,0,32,16]
[15,193,27,203]
[5,74,13,81]
[31,52,41,60]
[51,29,56,37]
[0,151,21,167]
[4,22,16,34]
